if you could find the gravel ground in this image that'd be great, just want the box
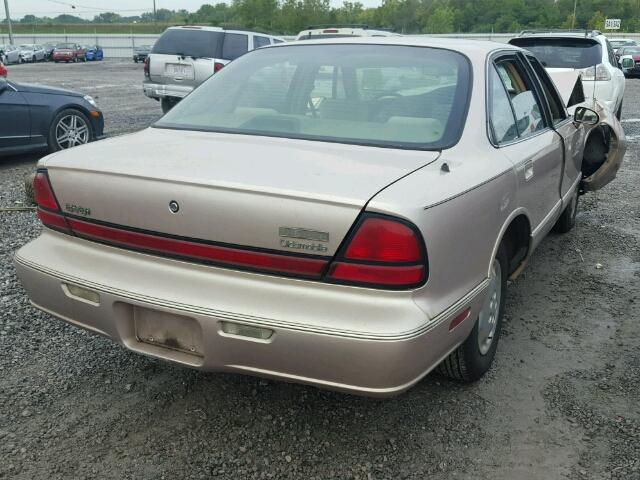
[1,60,639,480]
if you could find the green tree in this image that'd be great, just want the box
[587,10,605,31]
[424,6,455,33]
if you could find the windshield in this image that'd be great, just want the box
[20,44,34,49]
[152,29,224,58]
[611,40,635,48]
[621,47,640,55]
[56,43,75,49]
[510,38,602,69]
[298,34,358,40]
[156,44,470,150]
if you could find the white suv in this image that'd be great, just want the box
[510,30,625,119]
[144,26,285,113]
[296,25,399,41]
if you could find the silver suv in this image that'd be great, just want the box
[143,26,284,112]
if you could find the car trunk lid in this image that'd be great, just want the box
[43,128,439,257]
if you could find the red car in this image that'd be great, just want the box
[0,62,7,77]
[52,43,86,63]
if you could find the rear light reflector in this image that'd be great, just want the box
[323,29,339,33]
[143,57,150,77]
[448,307,471,331]
[327,214,427,289]
[344,217,422,263]
[214,62,224,73]
[37,208,70,233]
[66,218,328,278]
[33,171,60,211]
[329,262,425,286]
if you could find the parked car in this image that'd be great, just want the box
[617,46,640,76]
[15,38,624,396]
[18,44,46,63]
[84,45,104,61]
[143,26,285,113]
[133,45,152,63]
[510,30,625,119]
[52,43,87,63]
[0,76,104,156]
[609,38,637,54]
[1,45,22,64]
[0,61,6,77]
[296,25,400,40]
[43,43,56,61]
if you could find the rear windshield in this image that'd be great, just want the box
[510,38,602,69]
[156,44,471,150]
[611,40,635,48]
[152,29,224,58]
[56,43,76,49]
[621,47,640,55]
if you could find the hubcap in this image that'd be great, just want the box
[56,115,89,149]
[478,258,502,355]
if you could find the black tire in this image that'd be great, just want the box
[437,242,508,382]
[24,172,37,206]
[616,100,623,121]
[161,97,179,114]
[553,186,579,234]
[47,108,94,153]
[134,58,138,63]
[31,56,36,63]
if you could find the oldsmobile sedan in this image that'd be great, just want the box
[15,38,624,396]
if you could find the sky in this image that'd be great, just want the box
[7,0,381,19]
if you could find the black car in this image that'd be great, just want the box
[133,45,152,63]
[0,77,105,156]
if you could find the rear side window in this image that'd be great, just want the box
[222,33,248,60]
[152,29,224,58]
[489,66,519,144]
[509,38,602,69]
[254,36,271,48]
[495,57,546,139]
[526,55,567,124]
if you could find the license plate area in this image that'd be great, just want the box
[164,63,194,79]
[134,306,203,357]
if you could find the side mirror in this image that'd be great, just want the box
[573,106,600,126]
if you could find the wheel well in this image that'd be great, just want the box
[583,125,613,178]
[501,215,531,277]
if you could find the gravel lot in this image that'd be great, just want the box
[1,60,639,480]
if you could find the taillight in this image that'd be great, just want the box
[143,57,150,77]
[327,214,427,289]
[214,61,224,73]
[33,170,70,233]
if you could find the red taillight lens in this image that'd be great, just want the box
[33,170,60,211]
[0,63,7,77]
[214,62,224,73]
[34,170,70,233]
[143,57,150,77]
[327,214,427,289]
[344,217,421,263]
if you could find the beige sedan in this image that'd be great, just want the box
[15,37,624,396]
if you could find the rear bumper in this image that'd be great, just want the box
[14,230,487,396]
[143,81,193,100]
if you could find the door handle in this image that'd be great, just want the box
[524,160,534,181]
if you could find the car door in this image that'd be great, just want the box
[0,81,31,149]
[489,54,564,241]
[525,54,584,200]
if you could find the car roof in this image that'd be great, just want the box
[166,25,281,37]
[276,35,514,56]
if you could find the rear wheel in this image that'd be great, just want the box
[437,242,507,382]
[48,109,93,152]
[553,185,579,234]
[616,101,623,121]
[161,97,179,114]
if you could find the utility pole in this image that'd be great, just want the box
[3,0,13,45]
[571,0,577,29]
[153,0,157,23]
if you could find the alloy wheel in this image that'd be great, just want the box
[55,114,90,149]
[477,258,502,355]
